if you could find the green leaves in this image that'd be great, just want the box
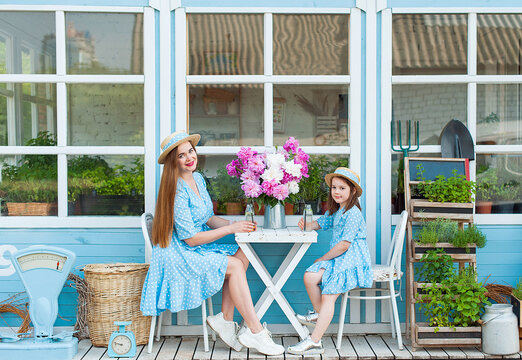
[416,165,476,203]
[415,219,486,249]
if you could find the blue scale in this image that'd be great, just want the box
[0,245,78,360]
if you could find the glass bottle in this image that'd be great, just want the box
[245,204,255,232]
[303,204,313,231]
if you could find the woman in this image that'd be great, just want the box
[140,131,283,356]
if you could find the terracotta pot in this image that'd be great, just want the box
[212,200,218,214]
[321,201,328,214]
[254,203,264,215]
[476,201,493,214]
[226,202,243,215]
[284,203,294,215]
[6,202,57,216]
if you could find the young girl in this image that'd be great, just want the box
[287,167,373,355]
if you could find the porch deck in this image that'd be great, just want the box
[74,335,522,360]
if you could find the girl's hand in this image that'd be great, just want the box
[229,220,256,233]
[298,217,305,230]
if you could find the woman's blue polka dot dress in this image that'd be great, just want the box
[306,206,373,294]
[140,172,239,316]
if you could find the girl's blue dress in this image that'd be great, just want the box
[306,206,373,294]
[140,172,239,315]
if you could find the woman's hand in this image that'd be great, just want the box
[298,217,305,230]
[298,218,319,231]
[228,220,256,234]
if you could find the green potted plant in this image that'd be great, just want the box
[297,155,329,214]
[210,167,244,215]
[413,164,477,219]
[511,278,522,334]
[493,181,519,214]
[476,167,499,214]
[0,179,58,215]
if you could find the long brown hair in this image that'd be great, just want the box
[326,176,362,215]
[152,147,180,248]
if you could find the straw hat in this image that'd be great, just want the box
[157,131,200,164]
[324,167,363,197]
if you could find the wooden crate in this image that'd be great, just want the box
[412,242,477,261]
[415,323,481,347]
[410,199,474,220]
[512,295,522,327]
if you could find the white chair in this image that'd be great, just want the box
[336,210,408,350]
[141,213,215,353]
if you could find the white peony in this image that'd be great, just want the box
[266,153,286,168]
[283,160,302,178]
[261,167,284,182]
[287,181,299,194]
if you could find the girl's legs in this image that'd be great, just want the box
[310,293,340,343]
[222,249,250,321]
[224,255,262,333]
[304,269,325,313]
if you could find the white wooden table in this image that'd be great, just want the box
[235,226,318,340]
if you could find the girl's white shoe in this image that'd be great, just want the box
[206,312,243,351]
[296,310,319,326]
[237,323,284,356]
[287,336,324,355]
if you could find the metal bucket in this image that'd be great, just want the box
[263,203,286,229]
[481,304,520,355]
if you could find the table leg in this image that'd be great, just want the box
[238,242,311,340]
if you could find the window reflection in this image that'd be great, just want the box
[477,84,522,145]
[478,14,522,75]
[188,85,264,146]
[393,84,467,145]
[66,13,143,74]
[0,12,56,74]
[393,14,467,75]
[273,84,349,146]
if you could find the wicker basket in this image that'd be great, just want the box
[83,263,151,347]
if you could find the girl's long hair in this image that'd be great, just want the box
[326,176,361,215]
[152,148,180,248]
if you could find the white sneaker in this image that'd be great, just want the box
[206,312,243,352]
[296,310,319,326]
[237,323,284,356]
[287,336,324,355]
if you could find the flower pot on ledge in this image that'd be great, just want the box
[410,199,474,220]
[6,202,57,216]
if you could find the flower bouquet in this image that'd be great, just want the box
[226,137,309,211]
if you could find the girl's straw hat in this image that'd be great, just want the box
[158,131,200,164]
[325,167,363,197]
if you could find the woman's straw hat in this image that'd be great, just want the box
[158,131,200,164]
[324,167,363,197]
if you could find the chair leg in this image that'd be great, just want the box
[147,316,156,353]
[387,283,396,339]
[336,292,349,349]
[155,312,164,341]
[208,296,216,341]
[389,280,403,350]
[202,299,210,352]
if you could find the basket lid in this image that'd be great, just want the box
[83,263,149,274]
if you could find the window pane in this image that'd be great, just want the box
[391,153,441,214]
[67,155,144,215]
[0,83,57,146]
[477,84,522,145]
[274,14,349,75]
[476,154,522,214]
[0,36,6,74]
[393,84,467,145]
[67,84,143,146]
[0,155,57,216]
[273,84,349,146]
[392,14,467,75]
[478,14,522,75]
[189,85,263,146]
[66,13,143,74]
[0,12,56,74]
[188,14,263,75]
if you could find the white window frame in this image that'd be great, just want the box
[0,5,156,228]
[174,7,362,228]
[382,7,522,234]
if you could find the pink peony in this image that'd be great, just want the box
[283,137,299,153]
[261,179,278,196]
[272,184,289,201]
[247,155,266,174]
[240,169,259,183]
[237,147,257,162]
[242,180,263,198]
[294,148,309,165]
[226,159,241,178]
[300,162,309,177]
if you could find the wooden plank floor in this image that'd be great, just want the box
[74,336,522,360]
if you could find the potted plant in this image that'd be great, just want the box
[297,155,328,214]
[413,164,476,220]
[511,278,522,346]
[212,166,244,215]
[0,179,58,215]
[492,181,518,214]
[476,167,499,214]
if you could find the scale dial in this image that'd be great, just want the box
[16,252,67,272]
[111,334,133,355]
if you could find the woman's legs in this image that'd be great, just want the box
[222,249,250,321]
[224,255,262,333]
[304,269,325,313]
[310,293,340,343]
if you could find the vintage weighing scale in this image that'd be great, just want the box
[0,245,78,359]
